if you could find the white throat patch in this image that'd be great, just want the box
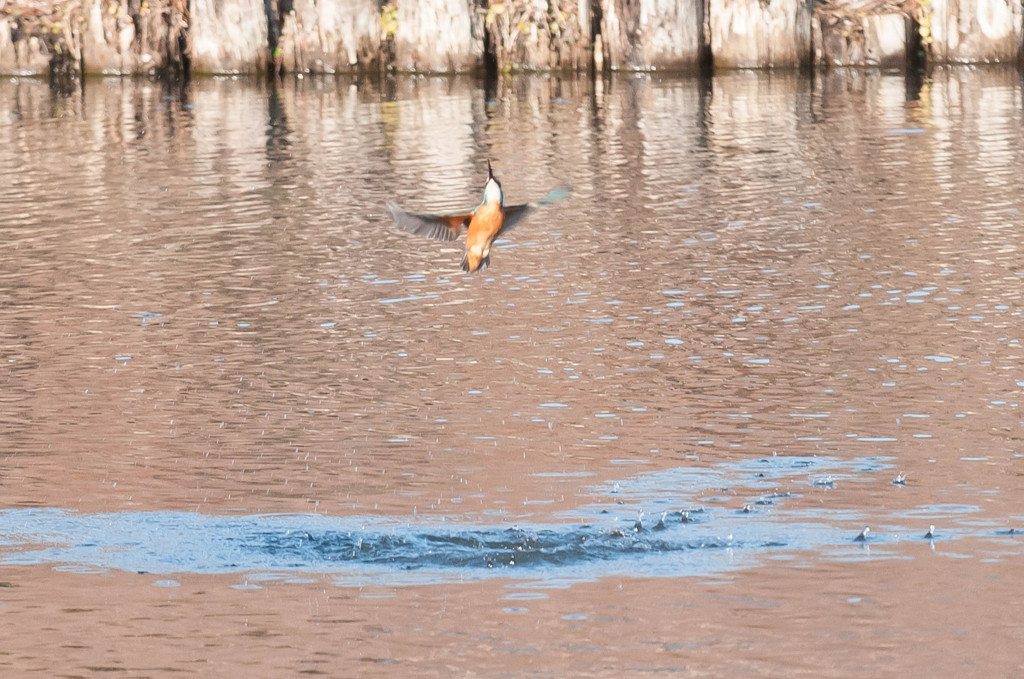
[483,178,503,205]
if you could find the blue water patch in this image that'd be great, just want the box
[1,456,1020,586]
[0,508,771,580]
[379,294,440,305]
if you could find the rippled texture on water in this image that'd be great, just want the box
[1,455,1019,587]
[1,70,1024,676]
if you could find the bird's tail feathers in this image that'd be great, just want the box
[460,254,490,273]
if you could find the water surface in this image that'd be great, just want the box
[1,69,1023,676]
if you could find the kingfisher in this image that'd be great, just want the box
[386,161,568,273]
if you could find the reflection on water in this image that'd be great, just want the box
[1,69,1024,674]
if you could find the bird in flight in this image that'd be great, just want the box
[386,161,568,273]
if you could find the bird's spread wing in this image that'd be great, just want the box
[498,185,571,234]
[387,202,473,242]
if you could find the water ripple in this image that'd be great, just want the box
[2,455,1020,585]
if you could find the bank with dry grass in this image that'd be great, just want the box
[1,0,1020,80]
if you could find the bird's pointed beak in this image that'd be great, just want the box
[487,159,494,179]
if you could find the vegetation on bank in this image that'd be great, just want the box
[0,0,1020,81]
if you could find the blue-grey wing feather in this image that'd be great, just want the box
[498,185,570,234]
[387,202,472,243]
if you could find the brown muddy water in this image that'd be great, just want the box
[1,69,1023,677]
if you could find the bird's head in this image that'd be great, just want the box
[483,160,503,205]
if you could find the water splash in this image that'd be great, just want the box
[1,456,1020,585]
